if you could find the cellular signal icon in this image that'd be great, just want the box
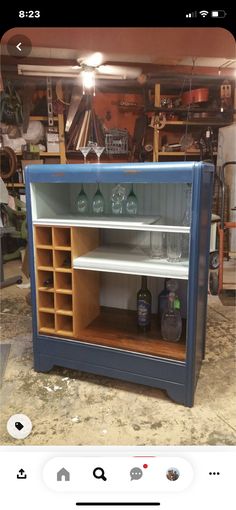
[186,11,197,17]
[199,10,209,17]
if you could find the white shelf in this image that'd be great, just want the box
[73,245,189,279]
[33,216,190,233]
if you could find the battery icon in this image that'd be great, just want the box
[211,10,227,18]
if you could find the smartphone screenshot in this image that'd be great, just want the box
[0,8,235,509]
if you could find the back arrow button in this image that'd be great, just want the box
[7,35,32,57]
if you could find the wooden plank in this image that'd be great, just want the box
[76,110,88,149]
[38,286,54,293]
[55,288,72,295]
[39,327,56,334]
[56,330,74,338]
[54,246,71,251]
[55,268,72,273]
[154,83,160,108]
[38,307,55,313]
[56,309,73,316]
[77,307,186,362]
[36,244,53,249]
[83,109,91,146]
[65,85,82,132]
[153,128,159,162]
[58,113,66,164]
[71,226,100,334]
[30,116,57,121]
[71,226,99,258]
[6,183,25,188]
[73,269,100,333]
[37,265,54,271]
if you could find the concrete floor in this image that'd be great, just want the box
[0,260,235,446]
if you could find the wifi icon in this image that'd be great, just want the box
[199,10,209,17]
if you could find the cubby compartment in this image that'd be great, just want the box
[53,227,71,248]
[74,270,187,361]
[35,226,52,247]
[54,250,71,270]
[78,307,186,361]
[56,293,73,314]
[37,270,54,291]
[38,291,55,312]
[38,311,55,333]
[32,182,192,226]
[36,248,53,269]
[55,272,72,293]
[56,314,73,335]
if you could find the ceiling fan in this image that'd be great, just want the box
[17,52,142,82]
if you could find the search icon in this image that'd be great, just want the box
[93,467,107,481]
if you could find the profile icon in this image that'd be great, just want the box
[166,467,180,481]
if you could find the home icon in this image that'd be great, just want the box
[57,467,70,482]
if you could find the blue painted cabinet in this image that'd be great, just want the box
[25,162,214,406]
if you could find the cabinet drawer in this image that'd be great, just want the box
[38,335,186,385]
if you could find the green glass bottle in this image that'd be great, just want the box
[137,276,152,332]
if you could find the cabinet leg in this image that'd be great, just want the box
[34,356,54,373]
[166,386,193,407]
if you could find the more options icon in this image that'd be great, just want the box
[130,467,143,481]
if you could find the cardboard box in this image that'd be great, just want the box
[46,131,60,153]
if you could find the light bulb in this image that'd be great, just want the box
[82,70,95,90]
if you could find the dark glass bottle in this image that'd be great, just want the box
[43,276,54,288]
[137,276,152,332]
[157,279,169,321]
[158,279,178,322]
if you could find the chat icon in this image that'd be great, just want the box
[130,467,143,481]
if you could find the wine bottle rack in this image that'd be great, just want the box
[35,225,99,337]
[35,226,73,336]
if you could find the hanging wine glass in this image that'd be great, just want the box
[111,184,126,215]
[93,146,105,163]
[79,146,91,164]
[92,183,105,215]
[76,184,89,215]
[125,184,138,216]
